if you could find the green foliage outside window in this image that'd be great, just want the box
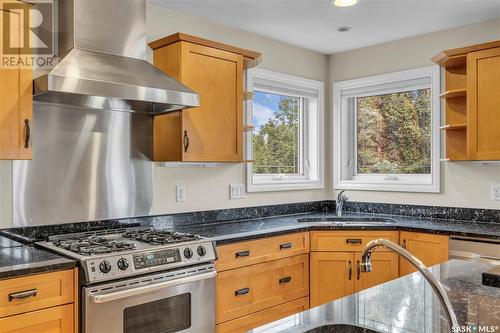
[356,89,431,174]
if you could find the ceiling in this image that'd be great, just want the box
[149,0,500,54]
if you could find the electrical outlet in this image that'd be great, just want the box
[491,184,500,201]
[176,185,186,202]
[229,184,245,199]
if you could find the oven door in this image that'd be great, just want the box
[83,266,216,333]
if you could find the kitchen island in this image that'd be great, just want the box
[250,260,500,333]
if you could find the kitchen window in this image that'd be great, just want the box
[333,66,440,192]
[246,68,324,192]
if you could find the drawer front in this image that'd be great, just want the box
[310,231,398,252]
[0,270,74,318]
[0,304,74,333]
[216,232,309,271]
[217,254,309,323]
[216,297,309,333]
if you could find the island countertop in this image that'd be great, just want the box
[249,260,500,333]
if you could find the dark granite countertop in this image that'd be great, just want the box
[250,260,500,333]
[163,211,500,245]
[0,236,77,280]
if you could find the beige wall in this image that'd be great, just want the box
[329,18,500,209]
[147,4,330,215]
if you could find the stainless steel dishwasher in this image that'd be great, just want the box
[449,236,500,265]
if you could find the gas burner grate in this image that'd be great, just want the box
[122,229,201,245]
[52,236,136,255]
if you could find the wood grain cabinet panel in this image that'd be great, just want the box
[0,304,73,333]
[216,254,309,323]
[310,252,354,307]
[150,33,260,162]
[216,232,309,271]
[467,47,500,160]
[0,270,74,318]
[399,231,448,276]
[216,297,309,333]
[310,231,398,252]
[0,1,32,160]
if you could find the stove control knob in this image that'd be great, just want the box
[117,258,129,271]
[197,245,207,257]
[184,248,193,259]
[99,260,112,274]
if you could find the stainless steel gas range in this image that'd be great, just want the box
[37,228,217,333]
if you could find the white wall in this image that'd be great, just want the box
[146,4,331,215]
[329,18,500,209]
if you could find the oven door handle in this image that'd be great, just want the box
[89,271,216,304]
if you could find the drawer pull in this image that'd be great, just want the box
[9,289,37,301]
[348,260,352,280]
[357,260,361,280]
[234,288,250,296]
[402,239,407,249]
[279,276,292,284]
[279,242,293,250]
[346,239,362,244]
[235,250,250,258]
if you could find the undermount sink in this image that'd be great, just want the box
[305,324,381,333]
[297,217,396,225]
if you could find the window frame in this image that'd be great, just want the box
[333,66,440,193]
[246,68,324,192]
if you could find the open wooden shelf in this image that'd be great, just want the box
[243,125,255,131]
[435,55,466,68]
[243,91,254,100]
[439,89,466,99]
[439,124,467,131]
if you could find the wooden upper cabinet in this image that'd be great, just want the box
[0,1,33,160]
[433,40,500,160]
[467,47,500,160]
[149,33,261,162]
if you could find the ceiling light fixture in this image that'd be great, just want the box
[337,26,352,32]
[332,0,358,7]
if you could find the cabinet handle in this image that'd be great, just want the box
[234,288,250,296]
[24,119,31,149]
[183,130,189,153]
[279,276,292,284]
[357,260,361,280]
[346,239,362,244]
[402,239,407,249]
[348,260,352,280]
[9,288,37,301]
[279,242,293,250]
[235,250,250,258]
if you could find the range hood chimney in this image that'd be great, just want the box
[33,0,199,114]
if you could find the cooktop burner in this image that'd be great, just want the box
[122,229,201,245]
[52,236,136,255]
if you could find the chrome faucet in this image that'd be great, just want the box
[360,239,459,332]
[336,190,348,217]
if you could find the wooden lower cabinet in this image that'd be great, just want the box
[310,252,354,307]
[310,251,398,307]
[217,254,309,323]
[0,304,73,333]
[399,232,449,276]
[216,297,309,333]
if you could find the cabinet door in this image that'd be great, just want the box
[310,252,354,307]
[354,252,399,292]
[0,4,32,160]
[467,47,500,160]
[181,42,243,162]
[399,232,448,276]
[0,304,74,333]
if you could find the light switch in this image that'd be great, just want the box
[176,185,186,202]
[230,184,245,199]
[491,184,500,201]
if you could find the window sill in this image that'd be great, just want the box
[248,180,324,192]
[334,180,440,193]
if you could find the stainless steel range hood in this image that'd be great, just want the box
[33,0,199,114]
